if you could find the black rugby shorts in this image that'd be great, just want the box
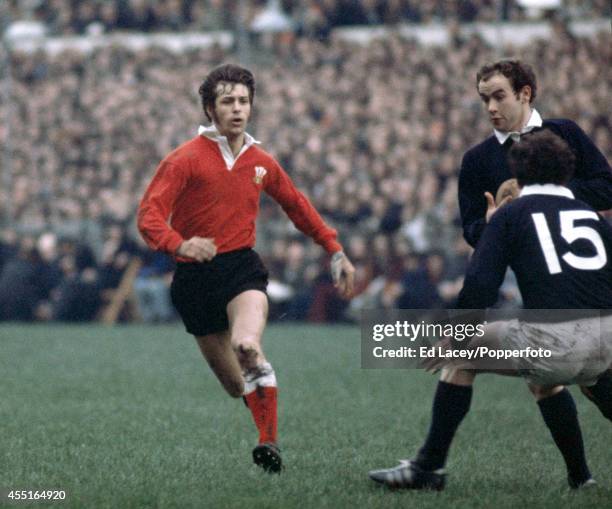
[170,248,268,336]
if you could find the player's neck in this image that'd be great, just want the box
[511,107,532,132]
[226,133,246,157]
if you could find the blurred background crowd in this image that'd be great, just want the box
[1,0,609,36]
[0,1,610,323]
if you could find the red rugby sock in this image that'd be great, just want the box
[244,386,278,444]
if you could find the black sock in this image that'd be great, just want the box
[537,389,591,485]
[584,372,612,421]
[415,381,473,471]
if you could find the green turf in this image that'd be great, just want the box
[0,324,610,508]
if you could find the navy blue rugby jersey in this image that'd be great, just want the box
[457,185,612,309]
[459,119,612,247]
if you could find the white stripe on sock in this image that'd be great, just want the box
[244,362,277,394]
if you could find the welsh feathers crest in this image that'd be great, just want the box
[253,166,267,184]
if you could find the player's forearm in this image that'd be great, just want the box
[277,192,341,253]
[456,279,498,309]
[286,210,342,253]
[462,218,486,248]
[459,149,500,247]
[459,186,487,248]
[137,207,184,254]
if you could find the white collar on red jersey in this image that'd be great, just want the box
[494,109,543,145]
[519,184,574,199]
[198,124,261,170]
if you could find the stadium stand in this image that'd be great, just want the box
[0,4,609,322]
[1,0,610,36]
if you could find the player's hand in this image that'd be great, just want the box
[331,251,355,299]
[485,178,519,222]
[420,338,453,373]
[176,237,217,262]
[485,191,512,223]
[495,178,519,206]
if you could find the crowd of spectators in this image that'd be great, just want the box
[1,0,610,36]
[0,19,609,322]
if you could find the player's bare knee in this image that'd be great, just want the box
[234,337,261,357]
[440,367,475,386]
[233,336,263,368]
[529,384,563,400]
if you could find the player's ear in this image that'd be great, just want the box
[205,104,215,122]
[519,85,532,104]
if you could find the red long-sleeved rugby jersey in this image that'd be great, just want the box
[137,134,341,261]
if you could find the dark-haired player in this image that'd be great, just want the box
[138,64,355,473]
[460,59,611,247]
[369,130,611,490]
[457,60,610,421]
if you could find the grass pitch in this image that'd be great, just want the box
[1,323,610,508]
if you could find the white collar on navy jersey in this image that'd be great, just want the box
[494,109,543,145]
[198,124,260,170]
[519,183,574,199]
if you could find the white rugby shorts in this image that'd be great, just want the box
[500,315,612,386]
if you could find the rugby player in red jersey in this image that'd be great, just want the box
[138,64,355,473]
